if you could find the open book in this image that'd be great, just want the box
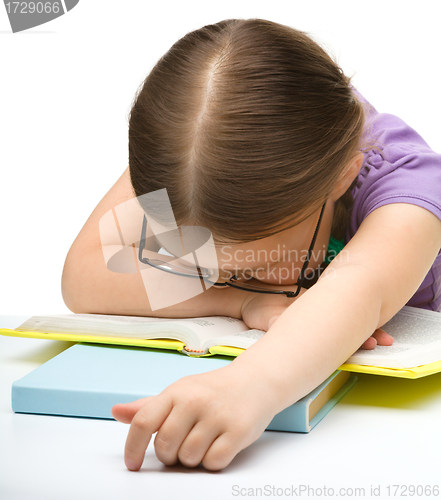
[340,306,441,378]
[1,305,441,378]
[5,313,265,356]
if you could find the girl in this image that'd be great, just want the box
[61,19,441,471]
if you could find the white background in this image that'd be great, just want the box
[0,1,440,316]
[1,3,441,498]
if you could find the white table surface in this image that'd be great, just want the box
[1,315,441,500]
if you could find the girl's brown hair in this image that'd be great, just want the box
[128,18,366,244]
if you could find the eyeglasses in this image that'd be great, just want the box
[138,203,327,298]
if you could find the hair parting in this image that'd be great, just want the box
[129,18,368,244]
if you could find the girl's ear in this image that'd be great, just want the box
[330,152,364,202]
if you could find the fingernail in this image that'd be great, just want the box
[125,458,139,471]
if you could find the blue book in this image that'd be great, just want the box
[11,343,357,433]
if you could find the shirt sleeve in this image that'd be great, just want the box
[348,92,441,238]
[347,91,441,311]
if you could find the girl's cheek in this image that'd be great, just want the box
[253,262,300,285]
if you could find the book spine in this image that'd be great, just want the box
[180,347,211,357]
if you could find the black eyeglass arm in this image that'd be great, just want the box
[223,281,299,298]
[297,203,326,282]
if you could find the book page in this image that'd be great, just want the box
[202,329,266,351]
[14,314,251,352]
[346,306,441,368]
[15,314,187,334]
[176,317,254,351]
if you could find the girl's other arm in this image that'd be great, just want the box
[239,202,441,410]
[61,167,247,319]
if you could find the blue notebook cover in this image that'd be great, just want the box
[11,343,357,433]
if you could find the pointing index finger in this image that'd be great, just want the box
[124,394,173,471]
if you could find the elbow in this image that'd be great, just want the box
[61,255,85,314]
[61,274,81,313]
[61,288,82,314]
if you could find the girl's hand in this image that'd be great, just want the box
[240,285,307,332]
[240,290,394,349]
[111,364,278,471]
[359,328,394,350]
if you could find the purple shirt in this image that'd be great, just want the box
[346,91,441,311]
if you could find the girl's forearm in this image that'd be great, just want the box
[61,246,248,319]
[230,264,382,414]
